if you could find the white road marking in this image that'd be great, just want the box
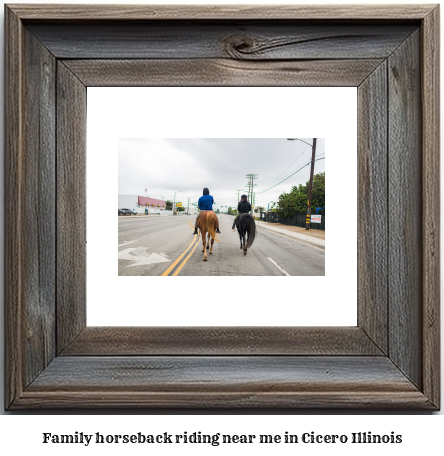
[267,257,291,276]
[118,248,171,267]
[118,240,136,247]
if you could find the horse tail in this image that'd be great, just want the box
[207,212,220,243]
[245,214,256,248]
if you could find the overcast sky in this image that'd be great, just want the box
[118,138,325,209]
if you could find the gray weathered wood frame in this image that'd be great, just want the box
[5,4,440,409]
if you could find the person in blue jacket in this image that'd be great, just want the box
[192,187,221,235]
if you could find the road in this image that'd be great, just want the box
[118,214,325,276]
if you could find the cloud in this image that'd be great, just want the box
[118,138,325,206]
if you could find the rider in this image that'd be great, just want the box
[231,194,251,230]
[192,187,221,235]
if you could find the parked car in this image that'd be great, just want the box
[118,208,137,216]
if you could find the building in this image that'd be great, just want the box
[118,194,168,214]
[137,196,167,214]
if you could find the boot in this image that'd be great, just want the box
[193,228,198,235]
[216,227,221,234]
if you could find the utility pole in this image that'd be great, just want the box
[235,189,243,214]
[245,174,258,215]
[173,190,182,215]
[306,138,317,230]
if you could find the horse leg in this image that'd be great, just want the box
[242,232,247,254]
[206,232,210,249]
[202,230,207,260]
[239,231,243,249]
[210,236,214,254]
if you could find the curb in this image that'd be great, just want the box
[256,222,325,249]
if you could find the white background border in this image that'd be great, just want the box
[87,87,357,326]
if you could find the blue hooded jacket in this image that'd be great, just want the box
[198,187,214,211]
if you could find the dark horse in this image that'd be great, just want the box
[235,213,256,255]
[197,210,220,261]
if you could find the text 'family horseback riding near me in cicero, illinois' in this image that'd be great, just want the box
[41,431,403,446]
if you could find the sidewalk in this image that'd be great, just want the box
[256,221,325,249]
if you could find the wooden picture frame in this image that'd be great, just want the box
[5,4,440,409]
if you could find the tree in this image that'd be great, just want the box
[310,172,325,211]
[216,209,220,214]
[276,172,325,218]
[165,200,173,210]
[255,206,265,213]
[227,207,234,215]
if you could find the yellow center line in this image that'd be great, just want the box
[161,221,199,276]
[172,235,201,276]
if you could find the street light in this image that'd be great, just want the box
[287,138,313,147]
[287,138,317,230]
[173,191,182,214]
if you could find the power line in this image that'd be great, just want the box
[251,138,278,172]
[254,140,290,176]
[258,149,308,189]
[255,157,325,195]
[262,153,324,191]
[254,139,309,188]
[260,138,322,188]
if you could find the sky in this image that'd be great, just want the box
[118,138,325,210]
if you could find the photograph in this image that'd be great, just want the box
[118,138,325,276]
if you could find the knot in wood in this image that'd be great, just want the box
[224,34,255,59]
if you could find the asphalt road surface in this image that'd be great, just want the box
[118,214,325,276]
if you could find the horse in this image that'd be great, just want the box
[235,213,256,255]
[197,210,220,261]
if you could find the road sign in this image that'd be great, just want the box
[311,215,322,223]
[176,202,182,207]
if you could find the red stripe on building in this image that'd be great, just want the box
[138,196,166,207]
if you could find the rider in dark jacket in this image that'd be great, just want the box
[193,187,221,235]
[232,195,251,230]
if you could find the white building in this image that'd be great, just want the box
[118,195,168,214]
[186,205,198,215]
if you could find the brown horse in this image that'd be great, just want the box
[197,211,220,261]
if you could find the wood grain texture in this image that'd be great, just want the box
[56,62,87,353]
[63,58,384,87]
[421,6,440,409]
[14,356,432,409]
[5,4,24,410]
[388,30,422,389]
[357,62,388,354]
[21,28,57,387]
[61,327,382,356]
[7,4,435,20]
[16,390,433,410]
[4,4,440,410]
[27,22,416,60]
